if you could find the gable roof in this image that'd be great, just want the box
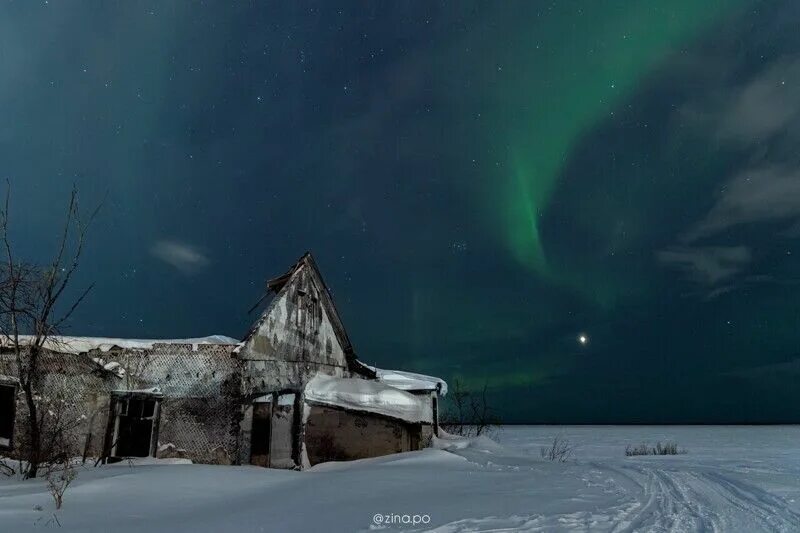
[246,252,375,378]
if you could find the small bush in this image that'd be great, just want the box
[625,441,686,456]
[441,379,497,439]
[46,460,77,510]
[540,435,574,462]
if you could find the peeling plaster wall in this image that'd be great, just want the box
[0,351,114,460]
[236,262,362,467]
[103,343,242,464]
[239,264,354,395]
[1,343,242,465]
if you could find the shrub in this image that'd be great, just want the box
[625,441,686,456]
[46,459,77,510]
[540,435,573,462]
[440,379,497,438]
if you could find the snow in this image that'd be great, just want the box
[111,387,162,395]
[2,426,800,532]
[252,394,272,403]
[90,358,126,377]
[0,334,241,355]
[371,367,448,395]
[304,374,433,424]
[277,393,295,406]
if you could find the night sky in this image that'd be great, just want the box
[3,1,800,423]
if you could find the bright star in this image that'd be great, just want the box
[578,334,589,345]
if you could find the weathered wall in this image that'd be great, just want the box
[0,350,114,460]
[103,343,242,464]
[239,264,353,396]
[1,342,242,465]
[304,404,423,466]
[237,262,358,468]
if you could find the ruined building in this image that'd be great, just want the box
[0,253,446,468]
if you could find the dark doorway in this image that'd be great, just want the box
[250,402,272,467]
[109,394,161,459]
[0,384,15,449]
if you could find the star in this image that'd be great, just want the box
[578,334,589,346]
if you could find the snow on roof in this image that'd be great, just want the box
[304,374,433,424]
[91,358,126,378]
[1,334,241,355]
[111,387,163,396]
[369,367,448,396]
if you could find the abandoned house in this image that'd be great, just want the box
[0,253,447,468]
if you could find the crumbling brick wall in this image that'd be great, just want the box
[102,343,243,464]
[1,342,243,466]
[0,350,113,461]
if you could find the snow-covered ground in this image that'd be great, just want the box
[2,426,800,532]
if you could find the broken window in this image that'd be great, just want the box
[108,393,161,458]
[0,384,15,449]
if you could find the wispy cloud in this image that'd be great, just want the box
[659,55,800,297]
[715,57,800,144]
[684,166,800,242]
[151,240,210,274]
[679,55,800,147]
[676,56,800,243]
[656,245,751,285]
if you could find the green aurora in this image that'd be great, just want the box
[500,1,746,291]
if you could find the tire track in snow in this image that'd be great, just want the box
[693,470,800,531]
[416,459,799,532]
[610,464,799,533]
[609,467,720,533]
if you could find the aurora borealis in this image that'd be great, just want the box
[496,1,742,279]
[3,1,800,422]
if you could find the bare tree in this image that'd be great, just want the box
[0,183,99,478]
[440,378,497,438]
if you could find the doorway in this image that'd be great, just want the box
[250,401,272,467]
[107,392,162,459]
[0,383,16,449]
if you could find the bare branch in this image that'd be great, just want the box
[0,182,99,478]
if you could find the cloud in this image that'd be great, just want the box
[674,56,800,242]
[678,55,800,147]
[151,240,210,274]
[715,57,800,144]
[656,245,751,285]
[684,166,800,242]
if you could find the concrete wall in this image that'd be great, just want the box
[304,404,425,466]
[104,343,242,464]
[0,351,113,461]
[238,263,354,396]
[1,343,242,465]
